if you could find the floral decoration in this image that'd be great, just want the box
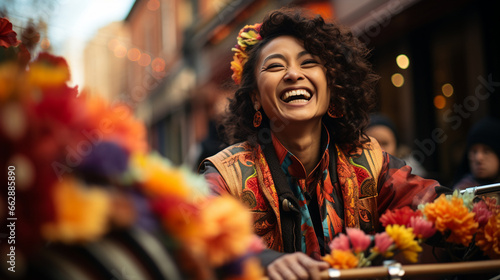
[323,191,500,269]
[0,17,263,279]
[230,23,262,85]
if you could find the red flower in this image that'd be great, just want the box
[0,18,20,48]
[380,206,422,227]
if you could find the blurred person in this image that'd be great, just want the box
[367,114,428,177]
[199,7,449,280]
[453,117,500,190]
[185,84,229,170]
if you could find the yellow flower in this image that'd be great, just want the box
[0,62,21,101]
[423,194,478,246]
[28,53,71,88]
[41,177,110,243]
[476,212,500,259]
[322,250,359,269]
[385,225,422,263]
[230,55,244,85]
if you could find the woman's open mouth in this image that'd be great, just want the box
[280,89,312,103]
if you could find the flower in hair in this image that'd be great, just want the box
[230,23,262,85]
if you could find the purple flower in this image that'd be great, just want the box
[78,141,129,178]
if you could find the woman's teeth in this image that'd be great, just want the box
[281,89,311,103]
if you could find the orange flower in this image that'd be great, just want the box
[385,225,422,263]
[83,95,148,154]
[322,250,359,269]
[476,212,500,259]
[423,194,478,246]
[130,153,191,199]
[197,195,254,266]
[230,23,261,85]
[230,55,244,85]
[153,195,203,241]
[41,177,110,243]
[225,257,264,280]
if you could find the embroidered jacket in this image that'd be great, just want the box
[200,135,443,260]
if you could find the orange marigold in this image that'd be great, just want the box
[476,212,500,259]
[423,194,478,246]
[322,250,359,269]
[197,195,254,266]
[83,95,148,154]
[41,177,110,243]
[131,153,191,199]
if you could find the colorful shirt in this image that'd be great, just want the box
[199,132,445,260]
[272,131,342,259]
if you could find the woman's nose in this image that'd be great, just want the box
[283,65,304,82]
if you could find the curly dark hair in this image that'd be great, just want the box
[221,7,379,153]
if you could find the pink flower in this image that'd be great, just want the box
[329,233,350,251]
[346,228,371,253]
[373,232,393,254]
[409,216,436,239]
[380,206,422,227]
[473,200,493,227]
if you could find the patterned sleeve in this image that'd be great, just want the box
[198,160,231,196]
[376,152,450,214]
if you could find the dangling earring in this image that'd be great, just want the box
[327,103,344,118]
[253,102,262,128]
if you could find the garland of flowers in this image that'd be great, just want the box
[0,17,263,279]
[322,190,500,269]
[230,23,262,85]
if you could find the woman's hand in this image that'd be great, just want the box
[266,252,330,280]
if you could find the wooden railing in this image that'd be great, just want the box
[263,259,500,279]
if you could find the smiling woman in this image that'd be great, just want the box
[199,7,450,280]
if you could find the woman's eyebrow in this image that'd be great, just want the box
[262,50,311,65]
[297,50,310,58]
[262,53,286,64]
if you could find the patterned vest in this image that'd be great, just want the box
[203,138,384,253]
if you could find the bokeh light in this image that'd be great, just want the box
[442,83,454,97]
[147,0,160,11]
[152,57,166,72]
[114,45,127,58]
[396,54,410,69]
[391,73,405,87]
[138,53,151,66]
[40,38,50,50]
[127,48,141,61]
[434,95,446,109]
